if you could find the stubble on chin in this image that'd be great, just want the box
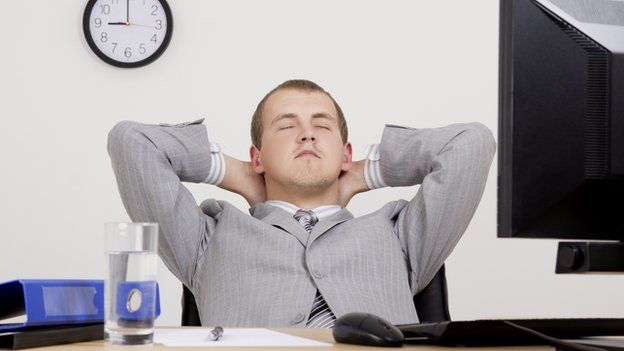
[287,163,331,189]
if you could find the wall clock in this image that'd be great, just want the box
[83,0,173,68]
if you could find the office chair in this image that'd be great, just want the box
[181,265,450,326]
[412,265,450,323]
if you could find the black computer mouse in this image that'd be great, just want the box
[333,312,405,347]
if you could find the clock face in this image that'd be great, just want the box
[83,0,173,68]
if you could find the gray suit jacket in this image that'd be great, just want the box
[107,119,495,327]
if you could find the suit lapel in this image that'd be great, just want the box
[250,203,355,247]
[249,203,309,246]
[309,208,354,245]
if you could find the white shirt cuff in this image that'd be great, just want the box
[363,143,387,190]
[205,140,226,186]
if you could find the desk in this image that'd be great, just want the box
[27,328,552,351]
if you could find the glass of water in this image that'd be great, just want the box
[104,222,158,345]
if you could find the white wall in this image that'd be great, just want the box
[1,0,622,326]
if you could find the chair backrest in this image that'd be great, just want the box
[181,265,450,326]
[181,284,202,326]
[412,265,451,323]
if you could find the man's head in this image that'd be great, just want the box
[251,80,348,149]
[249,80,352,194]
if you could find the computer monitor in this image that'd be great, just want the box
[498,0,624,272]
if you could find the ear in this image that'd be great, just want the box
[249,145,264,174]
[341,142,353,172]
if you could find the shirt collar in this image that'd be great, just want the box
[264,200,342,220]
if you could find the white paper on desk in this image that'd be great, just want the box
[153,327,332,347]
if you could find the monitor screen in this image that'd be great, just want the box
[498,0,624,240]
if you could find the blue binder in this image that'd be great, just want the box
[0,279,160,332]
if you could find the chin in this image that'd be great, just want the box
[281,163,340,189]
[288,174,333,190]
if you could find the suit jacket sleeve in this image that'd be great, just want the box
[379,122,496,295]
[107,119,216,289]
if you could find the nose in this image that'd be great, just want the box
[300,135,316,142]
[298,125,316,143]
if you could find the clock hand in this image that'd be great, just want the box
[126,0,129,24]
[128,23,157,29]
[108,21,129,25]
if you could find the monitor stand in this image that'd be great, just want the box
[556,242,624,273]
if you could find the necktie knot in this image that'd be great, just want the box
[293,209,318,232]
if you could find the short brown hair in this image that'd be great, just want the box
[251,79,348,149]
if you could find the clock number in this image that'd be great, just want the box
[155,19,162,30]
[151,5,158,15]
[100,32,108,42]
[139,43,147,55]
[111,42,118,53]
[151,34,157,43]
[94,17,102,28]
[124,47,132,58]
[100,4,111,15]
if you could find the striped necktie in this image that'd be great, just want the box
[293,209,337,328]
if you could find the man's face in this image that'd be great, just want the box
[250,88,352,190]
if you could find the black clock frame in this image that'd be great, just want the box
[82,0,173,68]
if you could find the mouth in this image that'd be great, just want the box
[296,150,320,158]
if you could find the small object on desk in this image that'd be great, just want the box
[332,312,405,347]
[154,328,331,347]
[208,326,223,341]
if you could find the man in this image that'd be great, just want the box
[107,79,496,328]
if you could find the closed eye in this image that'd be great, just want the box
[278,126,294,130]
